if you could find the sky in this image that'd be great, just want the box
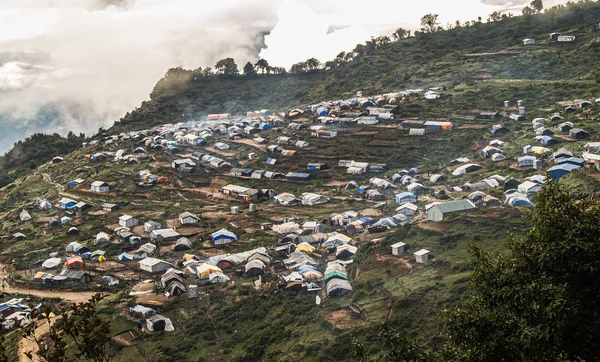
[0,0,571,153]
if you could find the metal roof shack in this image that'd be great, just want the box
[426,200,476,222]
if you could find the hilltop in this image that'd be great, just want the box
[1,2,600,361]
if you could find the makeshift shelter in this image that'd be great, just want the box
[146,315,174,332]
[548,163,580,180]
[130,305,156,319]
[396,202,418,216]
[173,237,192,251]
[208,272,230,284]
[414,249,430,263]
[197,264,223,279]
[452,164,482,176]
[427,200,476,222]
[395,192,417,205]
[245,259,267,277]
[139,258,171,274]
[211,229,238,246]
[326,278,352,297]
[42,258,62,270]
[391,242,406,256]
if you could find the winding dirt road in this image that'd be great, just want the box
[0,264,97,303]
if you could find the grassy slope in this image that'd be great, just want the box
[2,3,600,361]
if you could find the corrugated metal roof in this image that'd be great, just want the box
[431,200,475,213]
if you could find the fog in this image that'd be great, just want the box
[0,0,570,153]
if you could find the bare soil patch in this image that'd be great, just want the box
[322,309,363,330]
[360,208,382,217]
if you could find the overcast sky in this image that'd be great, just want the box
[0,0,571,153]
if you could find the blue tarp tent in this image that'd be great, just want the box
[510,198,533,207]
[408,168,419,175]
[317,108,328,116]
[556,157,585,166]
[395,192,417,205]
[538,136,558,145]
[211,229,238,245]
[548,163,580,180]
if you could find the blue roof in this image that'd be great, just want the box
[512,198,533,207]
[556,157,585,165]
[211,229,238,241]
[548,163,580,172]
[408,168,419,174]
[396,192,417,199]
[548,163,580,179]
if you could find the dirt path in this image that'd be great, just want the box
[18,317,55,362]
[41,173,65,192]
[0,264,98,303]
[205,306,221,362]
[230,138,267,152]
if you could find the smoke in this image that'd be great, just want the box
[0,0,571,154]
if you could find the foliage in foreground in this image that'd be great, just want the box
[362,182,600,361]
[21,293,111,362]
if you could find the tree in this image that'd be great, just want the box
[487,11,503,22]
[522,6,535,15]
[305,58,321,71]
[0,335,9,362]
[254,58,269,74]
[214,58,239,76]
[531,0,543,12]
[22,294,111,362]
[289,62,307,74]
[243,61,257,76]
[373,35,391,47]
[355,321,434,362]
[420,13,441,33]
[392,28,409,40]
[202,67,213,77]
[444,182,600,361]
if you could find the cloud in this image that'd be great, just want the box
[0,0,279,153]
[258,0,564,68]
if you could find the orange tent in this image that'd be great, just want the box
[66,256,83,269]
[156,177,169,184]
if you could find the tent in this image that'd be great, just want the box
[42,258,62,269]
[173,237,192,251]
[197,264,223,279]
[208,272,230,284]
[548,163,580,180]
[66,256,84,269]
[211,229,238,246]
[146,315,174,332]
[395,192,417,205]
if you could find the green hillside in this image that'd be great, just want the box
[1,2,600,362]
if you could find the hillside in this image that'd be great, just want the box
[1,2,600,362]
